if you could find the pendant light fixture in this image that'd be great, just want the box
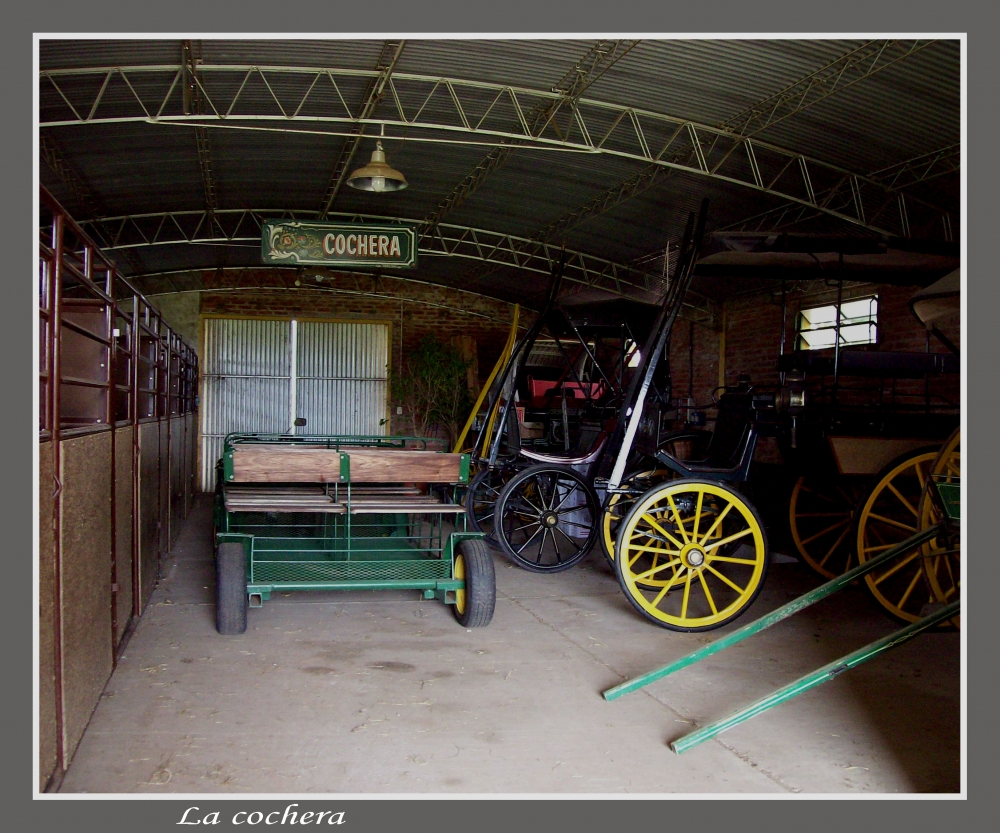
[346,140,408,192]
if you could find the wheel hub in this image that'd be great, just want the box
[681,544,706,568]
[542,511,559,528]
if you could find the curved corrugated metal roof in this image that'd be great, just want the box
[38,37,961,305]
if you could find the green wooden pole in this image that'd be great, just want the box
[669,599,960,753]
[603,524,941,702]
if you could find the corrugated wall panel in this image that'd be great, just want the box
[296,321,389,437]
[200,318,292,490]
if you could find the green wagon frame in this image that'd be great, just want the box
[212,433,495,634]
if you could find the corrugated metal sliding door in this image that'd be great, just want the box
[200,318,389,490]
[295,321,389,436]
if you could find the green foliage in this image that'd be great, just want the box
[392,336,472,446]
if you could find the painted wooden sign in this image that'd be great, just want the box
[262,220,418,268]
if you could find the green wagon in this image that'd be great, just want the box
[213,433,495,634]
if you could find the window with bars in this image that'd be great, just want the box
[795,296,878,351]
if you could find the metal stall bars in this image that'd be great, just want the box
[38,187,199,787]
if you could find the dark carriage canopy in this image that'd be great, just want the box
[691,232,960,298]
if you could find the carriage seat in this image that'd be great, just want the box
[655,389,760,484]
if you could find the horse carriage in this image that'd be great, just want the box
[463,202,961,632]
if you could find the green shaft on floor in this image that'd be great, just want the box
[669,598,960,754]
[603,523,941,702]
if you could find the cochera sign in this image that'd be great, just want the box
[262,220,418,268]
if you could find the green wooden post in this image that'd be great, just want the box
[603,524,942,702]
[669,599,960,753]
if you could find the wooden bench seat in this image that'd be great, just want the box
[228,444,464,484]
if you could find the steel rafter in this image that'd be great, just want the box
[74,206,715,320]
[722,40,935,139]
[318,40,406,219]
[721,144,960,240]
[39,133,146,275]
[182,40,221,231]
[458,40,953,286]
[421,39,639,230]
[39,60,954,237]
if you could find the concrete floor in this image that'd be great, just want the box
[59,496,961,795]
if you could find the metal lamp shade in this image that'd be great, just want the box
[347,141,408,192]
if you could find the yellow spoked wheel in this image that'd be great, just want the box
[855,449,940,623]
[789,474,868,579]
[614,480,769,632]
[918,429,960,627]
[599,469,671,566]
[454,553,467,616]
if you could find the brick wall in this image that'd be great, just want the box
[662,279,960,464]
[193,269,525,436]
[197,270,521,380]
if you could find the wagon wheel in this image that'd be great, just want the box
[918,428,961,627]
[464,466,510,542]
[600,433,710,565]
[453,539,497,628]
[855,448,941,623]
[493,464,600,573]
[789,474,869,579]
[599,469,672,566]
[614,480,769,632]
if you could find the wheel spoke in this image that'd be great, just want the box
[871,549,921,586]
[693,490,704,539]
[553,524,583,553]
[886,482,918,517]
[517,490,545,516]
[696,569,719,615]
[552,481,582,512]
[550,525,563,561]
[696,501,733,545]
[894,565,925,609]
[799,517,850,545]
[649,568,686,607]
[666,494,691,543]
[640,513,686,549]
[817,525,850,567]
[513,525,543,555]
[705,563,748,595]
[708,554,759,565]
[866,512,917,534]
[680,572,693,619]
[626,542,682,557]
[634,557,683,582]
[704,526,753,552]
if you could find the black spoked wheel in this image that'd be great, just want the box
[453,538,497,627]
[493,464,600,573]
[464,466,509,543]
[216,542,248,635]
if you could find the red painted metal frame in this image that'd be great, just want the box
[38,186,200,787]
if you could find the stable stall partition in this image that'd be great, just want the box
[38,187,199,791]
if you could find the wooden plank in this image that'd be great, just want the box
[231,446,462,483]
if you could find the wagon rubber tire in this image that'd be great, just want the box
[216,542,248,635]
[493,464,600,573]
[453,539,496,628]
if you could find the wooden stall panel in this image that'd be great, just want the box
[114,425,134,647]
[169,416,185,546]
[58,432,113,766]
[138,422,160,611]
[159,420,170,559]
[38,441,58,792]
[231,446,462,483]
